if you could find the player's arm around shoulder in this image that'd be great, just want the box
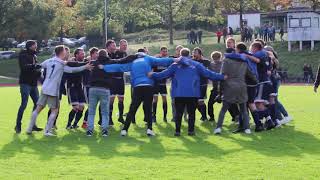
[63,61,93,73]
[146,55,174,67]
[148,63,177,80]
[109,54,138,64]
[100,63,132,73]
[196,62,225,81]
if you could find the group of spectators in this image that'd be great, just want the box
[303,64,315,83]
[187,30,203,44]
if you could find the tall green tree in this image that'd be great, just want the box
[2,0,54,41]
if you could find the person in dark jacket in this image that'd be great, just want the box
[222,27,228,43]
[152,46,170,123]
[192,47,211,122]
[213,51,257,135]
[207,51,223,122]
[307,64,314,82]
[197,30,203,44]
[149,48,226,136]
[225,43,264,132]
[314,65,320,93]
[107,39,128,126]
[15,40,43,133]
[82,47,99,129]
[279,28,284,41]
[190,30,198,44]
[65,48,87,129]
[303,64,309,83]
[225,38,241,122]
[228,27,234,36]
[85,49,138,137]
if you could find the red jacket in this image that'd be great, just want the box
[216,31,223,37]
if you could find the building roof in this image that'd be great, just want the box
[226,7,320,17]
[287,7,320,14]
[223,10,261,16]
[261,10,288,17]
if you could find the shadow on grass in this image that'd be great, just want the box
[0,124,319,161]
[219,125,320,157]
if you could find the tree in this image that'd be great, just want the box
[1,0,54,41]
[127,0,193,44]
[270,0,292,10]
[0,0,15,42]
[305,0,320,10]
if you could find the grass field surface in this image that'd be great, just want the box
[0,85,319,179]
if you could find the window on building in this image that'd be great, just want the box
[289,18,300,28]
[301,17,311,27]
[314,17,319,28]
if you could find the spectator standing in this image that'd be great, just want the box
[197,30,203,44]
[216,29,223,43]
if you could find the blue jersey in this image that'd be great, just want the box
[224,52,258,79]
[254,50,271,83]
[151,57,224,98]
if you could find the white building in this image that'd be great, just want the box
[227,13,261,30]
[287,9,320,51]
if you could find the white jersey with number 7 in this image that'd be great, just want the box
[41,57,87,97]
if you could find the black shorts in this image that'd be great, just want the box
[247,86,257,104]
[199,85,208,100]
[58,92,63,100]
[208,89,220,103]
[67,86,86,105]
[153,84,167,96]
[110,78,125,96]
[255,82,276,104]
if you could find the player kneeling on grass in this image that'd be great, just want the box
[214,48,258,135]
[26,45,94,136]
[149,48,226,136]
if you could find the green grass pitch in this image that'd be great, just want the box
[0,85,319,179]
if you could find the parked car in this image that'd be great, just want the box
[47,38,61,47]
[67,37,87,46]
[63,38,76,47]
[77,37,87,45]
[68,38,78,43]
[0,51,16,59]
[17,41,26,49]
